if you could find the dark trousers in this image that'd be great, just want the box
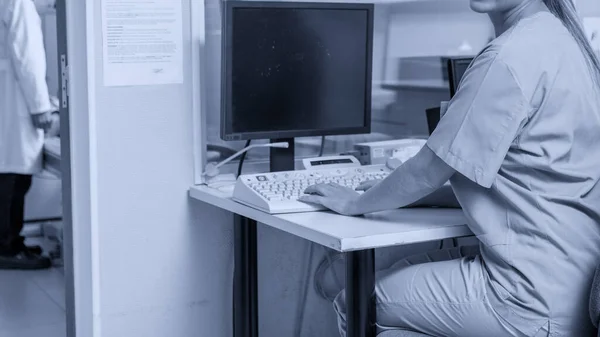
[0,174,32,253]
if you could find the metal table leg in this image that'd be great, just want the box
[346,249,376,337]
[233,215,259,337]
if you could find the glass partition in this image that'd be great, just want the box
[202,0,493,172]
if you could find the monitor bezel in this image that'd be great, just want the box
[220,1,374,141]
[447,57,474,98]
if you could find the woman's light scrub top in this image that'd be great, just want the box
[427,11,600,335]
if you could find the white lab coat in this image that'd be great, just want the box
[0,0,56,174]
[31,0,55,15]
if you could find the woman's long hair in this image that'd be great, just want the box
[543,0,600,87]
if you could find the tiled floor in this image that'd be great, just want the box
[0,236,67,337]
[0,267,66,337]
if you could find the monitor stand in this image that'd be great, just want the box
[270,138,295,172]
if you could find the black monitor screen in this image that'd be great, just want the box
[448,58,473,98]
[221,2,373,141]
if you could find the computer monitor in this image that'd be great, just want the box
[447,57,473,97]
[426,57,473,135]
[220,1,374,171]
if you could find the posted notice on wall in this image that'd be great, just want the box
[101,0,184,86]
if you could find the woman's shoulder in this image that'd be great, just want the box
[489,12,570,62]
[474,13,574,85]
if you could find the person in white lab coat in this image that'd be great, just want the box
[0,0,58,269]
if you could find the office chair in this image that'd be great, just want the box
[591,263,600,336]
[378,330,430,337]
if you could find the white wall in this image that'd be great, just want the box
[385,1,492,59]
[68,1,233,336]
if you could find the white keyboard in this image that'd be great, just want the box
[233,165,392,214]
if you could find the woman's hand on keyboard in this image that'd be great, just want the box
[355,179,382,192]
[299,183,362,216]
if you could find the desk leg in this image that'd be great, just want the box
[234,215,259,337]
[346,249,376,337]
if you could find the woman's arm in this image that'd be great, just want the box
[351,145,456,214]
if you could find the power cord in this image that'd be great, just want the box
[237,140,251,177]
[234,135,329,335]
[314,249,345,302]
[318,136,326,157]
[282,136,330,335]
[294,241,315,337]
[324,247,342,293]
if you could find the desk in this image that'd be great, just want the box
[189,185,471,337]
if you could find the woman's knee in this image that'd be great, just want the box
[332,285,398,321]
[333,284,418,334]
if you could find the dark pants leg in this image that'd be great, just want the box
[0,174,32,254]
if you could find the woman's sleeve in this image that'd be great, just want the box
[426,51,530,188]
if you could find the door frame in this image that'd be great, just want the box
[55,0,96,336]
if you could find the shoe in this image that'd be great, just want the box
[0,250,51,270]
[24,245,43,255]
[12,237,43,255]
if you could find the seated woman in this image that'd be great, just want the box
[300,0,600,335]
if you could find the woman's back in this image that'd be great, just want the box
[443,11,600,335]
